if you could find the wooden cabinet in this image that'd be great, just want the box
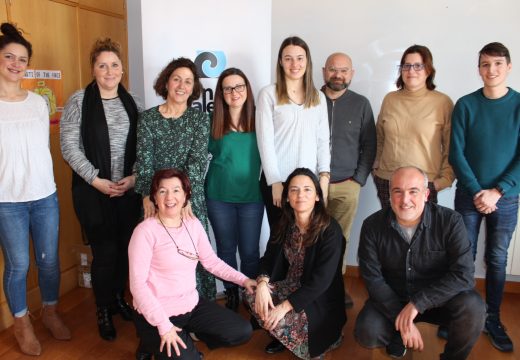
[79,0,126,16]
[78,8,128,88]
[0,0,128,331]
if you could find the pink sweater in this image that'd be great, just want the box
[129,217,248,335]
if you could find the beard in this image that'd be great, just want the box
[326,78,350,91]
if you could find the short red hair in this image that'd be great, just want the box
[149,169,192,208]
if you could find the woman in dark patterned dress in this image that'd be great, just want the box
[135,57,216,302]
[244,168,346,360]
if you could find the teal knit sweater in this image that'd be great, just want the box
[449,87,520,197]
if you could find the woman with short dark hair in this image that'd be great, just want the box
[130,169,255,359]
[135,57,216,302]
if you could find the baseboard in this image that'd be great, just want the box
[345,265,520,294]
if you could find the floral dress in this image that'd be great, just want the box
[245,227,312,359]
[135,106,216,300]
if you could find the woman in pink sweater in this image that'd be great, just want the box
[129,168,256,359]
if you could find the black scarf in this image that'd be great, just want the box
[71,81,138,228]
[79,80,138,181]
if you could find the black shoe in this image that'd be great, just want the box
[386,334,406,358]
[344,291,354,309]
[265,339,285,354]
[484,313,513,352]
[135,349,153,360]
[96,306,116,341]
[225,287,239,311]
[437,325,449,340]
[114,293,134,321]
[250,315,262,330]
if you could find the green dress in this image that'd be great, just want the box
[135,106,216,300]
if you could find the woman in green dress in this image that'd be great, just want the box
[135,57,216,300]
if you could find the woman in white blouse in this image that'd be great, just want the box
[256,36,330,229]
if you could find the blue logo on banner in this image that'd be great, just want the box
[194,51,226,78]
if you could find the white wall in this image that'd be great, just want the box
[272,0,520,280]
[128,0,520,280]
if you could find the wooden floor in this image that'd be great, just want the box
[0,276,518,360]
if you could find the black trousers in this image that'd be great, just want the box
[354,290,486,360]
[259,173,282,230]
[134,298,253,359]
[84,192,141,306]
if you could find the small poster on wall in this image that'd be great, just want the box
[22,70,64,132]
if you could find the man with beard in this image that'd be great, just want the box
[321,53,376,307]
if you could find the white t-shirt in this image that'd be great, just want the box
[0,91,56,202]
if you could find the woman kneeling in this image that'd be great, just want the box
[245,168,346,360]
[129,169,255,359]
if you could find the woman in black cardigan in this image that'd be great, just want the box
[244,168,346,360]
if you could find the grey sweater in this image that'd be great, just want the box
[322,88,376,185]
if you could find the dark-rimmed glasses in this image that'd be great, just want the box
[223,84,246,94]
[399,63,425,71]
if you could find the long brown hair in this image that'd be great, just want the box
[272,168,331,247]
[211,68,255,139]
[275,36,320,108]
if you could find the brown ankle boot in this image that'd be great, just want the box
[42,304,71,340]
[13,313,42,356]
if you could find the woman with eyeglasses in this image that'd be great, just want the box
[129,168,256,360]
[205,68,263,311]
[256,36,330,229]
[135,57,216,303]
[373,44,454,207]
[244,168,346,360]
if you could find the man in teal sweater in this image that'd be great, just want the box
[449,42,520,353]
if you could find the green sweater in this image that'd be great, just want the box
[206,131,262,203]
[449,87,520,196]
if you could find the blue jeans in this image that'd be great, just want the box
[454,188,519,314]
[0,192,60,316]
[206,199,263,289]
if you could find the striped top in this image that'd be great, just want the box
[60,89,143,184]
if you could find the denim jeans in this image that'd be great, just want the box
[355,290,485,359]
[454,188,519,314]
[0,192,60,316]
[206,199,263,288]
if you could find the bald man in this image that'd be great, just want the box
[355,167,485,359]
[321,53,376,306]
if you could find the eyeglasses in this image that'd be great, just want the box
[400,63,425,71]
[326,67,351,75]
[222,84,246,94]
[158,216,200,261]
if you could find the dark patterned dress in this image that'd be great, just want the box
[135,106,216,300]
[245,227,312,359]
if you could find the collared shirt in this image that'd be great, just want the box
[358,202,475,321]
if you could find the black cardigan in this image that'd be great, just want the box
[259,219,347,357]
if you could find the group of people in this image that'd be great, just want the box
[0,18,518,360]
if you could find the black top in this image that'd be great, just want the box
[260,218,346,357]
[358,202,475,321]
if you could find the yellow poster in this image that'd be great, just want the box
[22,70,63,133]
